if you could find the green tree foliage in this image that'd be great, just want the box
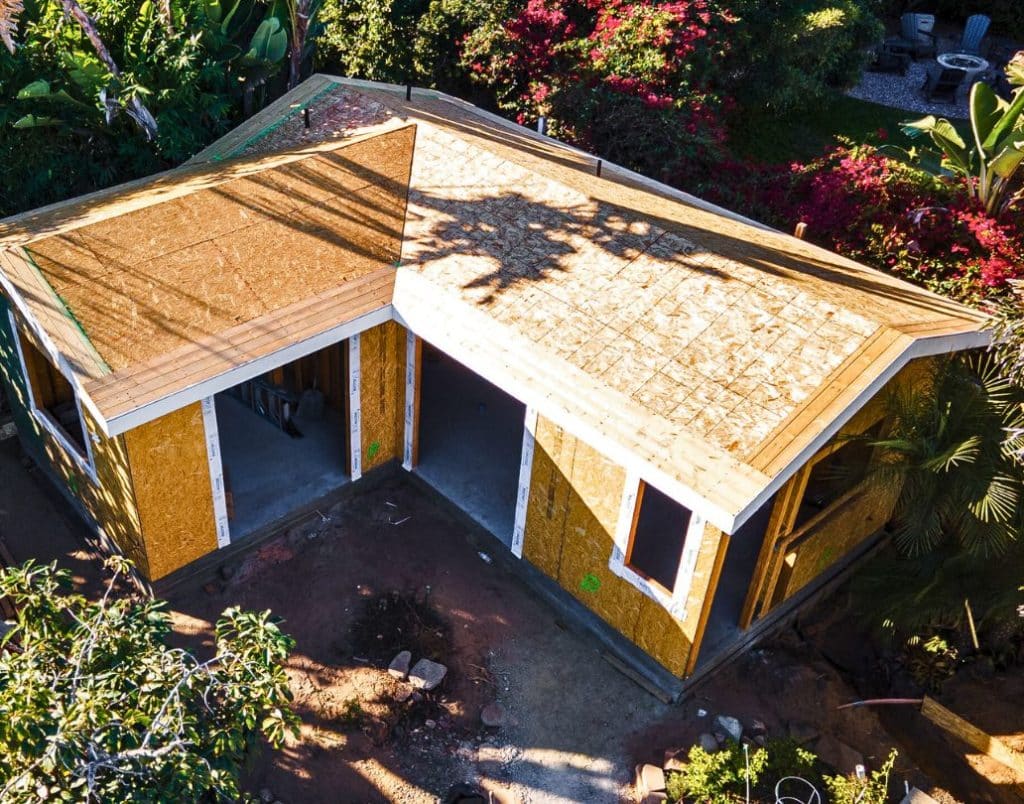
[0,558,299,801]
[0,0,309,217]
[316,0,499,95]
[902,53,1024,219]
[725,0,883,115]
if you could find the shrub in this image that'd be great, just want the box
[780,143,1024,305]
[460,0,734,181]
[823,748,897,804]
[725,0,883,115]
[666,739,883,802]
[666,742,769,803]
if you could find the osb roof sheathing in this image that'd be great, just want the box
[206,79,985,449]
[4,125,414,371]
[0,75,987,527]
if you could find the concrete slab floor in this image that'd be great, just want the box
[215,394,349,541]
[415,348,525,547]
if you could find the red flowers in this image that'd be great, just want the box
[461,0,732,163]
[780,145,1024,304]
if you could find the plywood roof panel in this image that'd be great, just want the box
[13,125,415,372]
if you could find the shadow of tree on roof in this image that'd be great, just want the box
[13,112,981,386]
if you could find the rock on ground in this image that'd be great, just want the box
[388,650,411,679]
[409,658,447,690]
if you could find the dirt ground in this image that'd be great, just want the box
[3,431,1023,803]
[627,587,1024,804]
[165,475,667,803]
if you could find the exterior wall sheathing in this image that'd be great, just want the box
[122,403,218,580]
[359,320,406,472]
[522,414,725,676]
[0,295,148,573]
[749,357,937,618]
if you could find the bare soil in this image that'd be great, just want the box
[3,433,1022,804]
[165,475,666,803]
[627,587,1024,804]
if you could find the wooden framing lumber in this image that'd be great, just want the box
[684,528,731,676]
[921,696,1024,779]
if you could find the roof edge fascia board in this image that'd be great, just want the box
[730,326,991,532]
[102,303,394,437]
[0,261,108,431]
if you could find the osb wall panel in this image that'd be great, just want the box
[82,407,148,574]
[523,415,699,676]
[0,298,147,572]
[634,596,690,674]
[124,403,217,580]
[781,480,899,600]
[521,417,569,580]
[359,320,406,472]
[632,523,726,675]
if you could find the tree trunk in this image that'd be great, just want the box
[287,0,309,90]
[58,0,158,139]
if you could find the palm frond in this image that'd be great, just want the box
[968,473,1023,523]
[0,0,23,53]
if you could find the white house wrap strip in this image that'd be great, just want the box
[348,334,362,480]
[510,405,539,558]
[402,328,417,471]
[200,396,231,548]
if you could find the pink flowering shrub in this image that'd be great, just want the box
[782,145,1024,306]
[461,0,734,179]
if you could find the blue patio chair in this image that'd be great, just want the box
[921,65,966,103]
[887,12,937,59]
[961,14,990,56]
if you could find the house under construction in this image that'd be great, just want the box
[0,75,987,687]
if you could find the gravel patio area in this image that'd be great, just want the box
[847,59,968,118]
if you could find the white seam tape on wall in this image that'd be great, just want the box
[402,328,416,471]
[608,473,700,621]
[348,335,362,481]
[510,405,538,558]
[200,396,231,548]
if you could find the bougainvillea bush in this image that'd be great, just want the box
[781,143,1024,306]
[461,0,735,181]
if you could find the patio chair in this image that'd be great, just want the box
[868,42,911,75]
[887,12,937,59]
[921,65,966,103]
[960,14,990,55]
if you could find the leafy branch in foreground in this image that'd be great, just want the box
[0,557,298,802]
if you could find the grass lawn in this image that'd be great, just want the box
[729,91,970,164]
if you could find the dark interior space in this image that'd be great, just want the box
[216,342,349,541]
[695,495,775,668]
[627,482,692,592]
[795,422,882,529]
[416,344,526,546]
[18,330,86,454]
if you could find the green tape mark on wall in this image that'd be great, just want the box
[579,573,601,593]
[367,440,380,460]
